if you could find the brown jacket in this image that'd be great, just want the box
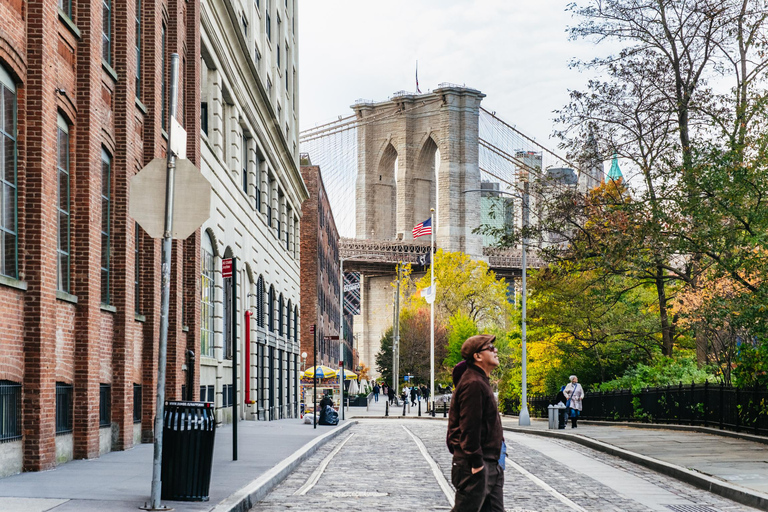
[446,363,503,468]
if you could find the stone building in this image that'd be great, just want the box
[299,163,353,371]
[0,0,200,476]
[199,0,305,423]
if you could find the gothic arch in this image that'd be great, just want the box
[371,142,397,239]
[409,135,439,229]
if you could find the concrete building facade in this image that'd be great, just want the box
[199,0,305,423]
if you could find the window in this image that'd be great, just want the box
[161,23,167,131]
[254,44,261,69]
[201,102,208,135]
[266,0,271,41]
[102,0,112,65]
[277,189,283,238]
[59,0,73,18]
[133,384,141,423]
[100,149,112,305]
[293,306,298,343]
[268,285,275,331]
[255,151,263,213]
[200,384,214,403]
[285,206,292,251]
[241,14,248,37]
[56,115,71,293]
[0,66,17,279]
[286,299,291,339]
[256,276,265,327]
[135,223,141,314]
[267,75,272,95]
[56,382,73,434]
[0,380,21,442]
[267,174,274,227]
[222,384,233,407]
[278,294,284,336]
[201,235,215,357]
[135,0,142,98]
[242,135,248,193]
[276,43,280,68]
[99,384,111,427]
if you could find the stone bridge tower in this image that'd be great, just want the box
[350,86,486,377]
[354,86,485,257]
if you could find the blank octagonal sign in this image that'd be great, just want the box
[130,158,212,239]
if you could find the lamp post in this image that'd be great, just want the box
[300,351,308,371]
[463,186,531,426]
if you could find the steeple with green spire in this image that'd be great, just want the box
[608,153,623,181]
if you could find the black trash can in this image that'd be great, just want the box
[161,401,216,501]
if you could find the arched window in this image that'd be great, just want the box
[278,294,284,336]
[268,285,275,331]
[200,234,215,357]
[256,275,265,328]
[286,299,292,339]
[1,65,18,279]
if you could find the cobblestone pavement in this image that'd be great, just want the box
[251,419,761,512]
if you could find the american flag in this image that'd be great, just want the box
[412,217,432,238]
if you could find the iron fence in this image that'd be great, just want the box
[502,382,768,436]
[0,381,21,442]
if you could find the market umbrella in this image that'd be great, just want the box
[303,365,338,379]
[348,379,360,395]
[338,369,357,380]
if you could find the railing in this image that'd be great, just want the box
[502,382,768,436]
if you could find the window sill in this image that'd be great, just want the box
[135,313,146,323]
[58,9,81,39]
[100,304,117,313]
[56,291,78,304]
[0,275,27,291]
[102,60,118,82]
[135,97,148,114]
[182,325,189,332]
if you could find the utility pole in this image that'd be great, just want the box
[392,263,401,395]
[519,179,531,426]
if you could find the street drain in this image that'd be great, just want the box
[321,491,389,498]
[665,506,721,512]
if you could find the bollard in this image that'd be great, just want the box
[403,400,407,416]
[418,401,422,416]
[443,402,448,417]
[431,400,435,417]
[385,401,389,417]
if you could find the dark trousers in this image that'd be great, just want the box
[451,458,504,512]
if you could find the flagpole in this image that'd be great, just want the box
[429,208,435,416]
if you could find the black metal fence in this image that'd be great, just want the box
[503,382,768,436]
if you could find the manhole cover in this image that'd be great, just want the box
[321,491,389,498]
[665,506,721,512]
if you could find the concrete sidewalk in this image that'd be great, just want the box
[0,418,350,512]
[501,416,768,511]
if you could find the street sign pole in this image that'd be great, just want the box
[312,324,317,429]
[149,53,179,511]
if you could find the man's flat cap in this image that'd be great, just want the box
[461,334,496,360]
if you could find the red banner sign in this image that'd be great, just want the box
[222,258,233,278]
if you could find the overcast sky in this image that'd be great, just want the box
[298,0,602,149]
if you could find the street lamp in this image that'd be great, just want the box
[463,186,531,426]
[300,351,308,371]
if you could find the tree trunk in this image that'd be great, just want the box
[655,265,674,356]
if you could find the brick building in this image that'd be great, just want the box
[0,0,304,477]
[299,162,354,372]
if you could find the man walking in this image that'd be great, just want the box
[446,334,504,512]
[373,382,380,402]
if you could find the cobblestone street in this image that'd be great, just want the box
[251,419,761,512]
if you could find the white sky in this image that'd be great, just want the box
[298,0,602,148]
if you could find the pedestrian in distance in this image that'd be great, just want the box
[564,375,585,428]
[446,334,504,512]
[410,386,418,406]
[373,383,380,402]
[388,386,396,405]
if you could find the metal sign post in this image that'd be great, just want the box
[147,53,179,512]
[311,324,317,429]
[222,258,238,460]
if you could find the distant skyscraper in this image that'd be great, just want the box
[578,124,605,192]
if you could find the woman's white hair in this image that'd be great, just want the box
[569,375,577,382]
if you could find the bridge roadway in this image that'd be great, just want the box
[340,237,542,280]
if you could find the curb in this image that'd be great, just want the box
[503,426,768,512]
[210,421,354,512]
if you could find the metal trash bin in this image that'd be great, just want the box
[161,401,216,501]
[548,404,567,429]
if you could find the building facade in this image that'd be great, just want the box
[199,0,305,423]
[0,0,200,476]
[299,163,353,371]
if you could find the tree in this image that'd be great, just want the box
[375,328,393,386]
[444,313,478,368]
[398,308,448,384]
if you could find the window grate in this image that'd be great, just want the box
[133,384,142,423]
[0,381,21,442]
[99,384,111,427]
[56,383,73,434]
